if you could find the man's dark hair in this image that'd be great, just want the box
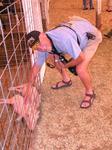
[26,30,41,48]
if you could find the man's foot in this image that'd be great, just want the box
[83,7,88,10]
[51,80,72,90]
[90,7,94,9]
[80,91,96,109]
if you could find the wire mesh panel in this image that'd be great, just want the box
[0,0,41,149]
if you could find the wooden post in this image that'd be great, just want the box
[22,0,45,82]
[96,0,102,29]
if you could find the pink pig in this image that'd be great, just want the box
[0,84,41,130]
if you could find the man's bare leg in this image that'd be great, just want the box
[76,61,95,108]
[51,65,71,88]
[48,54,71,88]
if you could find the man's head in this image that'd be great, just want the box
[26,30,40,48]
[26,30,52,52]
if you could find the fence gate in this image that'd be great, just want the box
[0,0,44,149]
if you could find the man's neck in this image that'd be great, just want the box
[46,34,53,52]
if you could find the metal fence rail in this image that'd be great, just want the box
[0,0,41,149]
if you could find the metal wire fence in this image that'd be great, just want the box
[0,0,41,149]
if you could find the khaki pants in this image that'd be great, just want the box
[83,29,102,62]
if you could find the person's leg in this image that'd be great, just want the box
[76,61,93,94]
[90,0,94,9]
[48,54,71,89]
[76,60,95,108]
[51,67,72,89]
[106,0,112,11]
[56,67,70,82]
[83,0,88,9]
[77,30,102,108]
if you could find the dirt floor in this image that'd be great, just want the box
[30,0,112,150]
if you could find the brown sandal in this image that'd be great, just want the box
[80,91,96,109]
[51,80,72,90]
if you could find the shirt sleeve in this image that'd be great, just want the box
[65,38,82,59]
[34,51,48,67]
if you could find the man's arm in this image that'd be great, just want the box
[28,64,41,86]
[64,52,85,68]
[24,64,41,104]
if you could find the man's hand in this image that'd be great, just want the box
[24,64,41,104]
[54,54,65,70]
[64,52,85,68]
[23,83,32,105]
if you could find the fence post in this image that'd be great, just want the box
[22,0,45,82]
[96,0,102,29]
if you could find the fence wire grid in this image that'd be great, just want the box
[0,0,41,149]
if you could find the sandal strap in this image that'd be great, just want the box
[62,80,72,85]
[85,91,95,98]
[55,81,62,88]
[53,80,72,89]
[81,100,91,103]
[80,91,96,108]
